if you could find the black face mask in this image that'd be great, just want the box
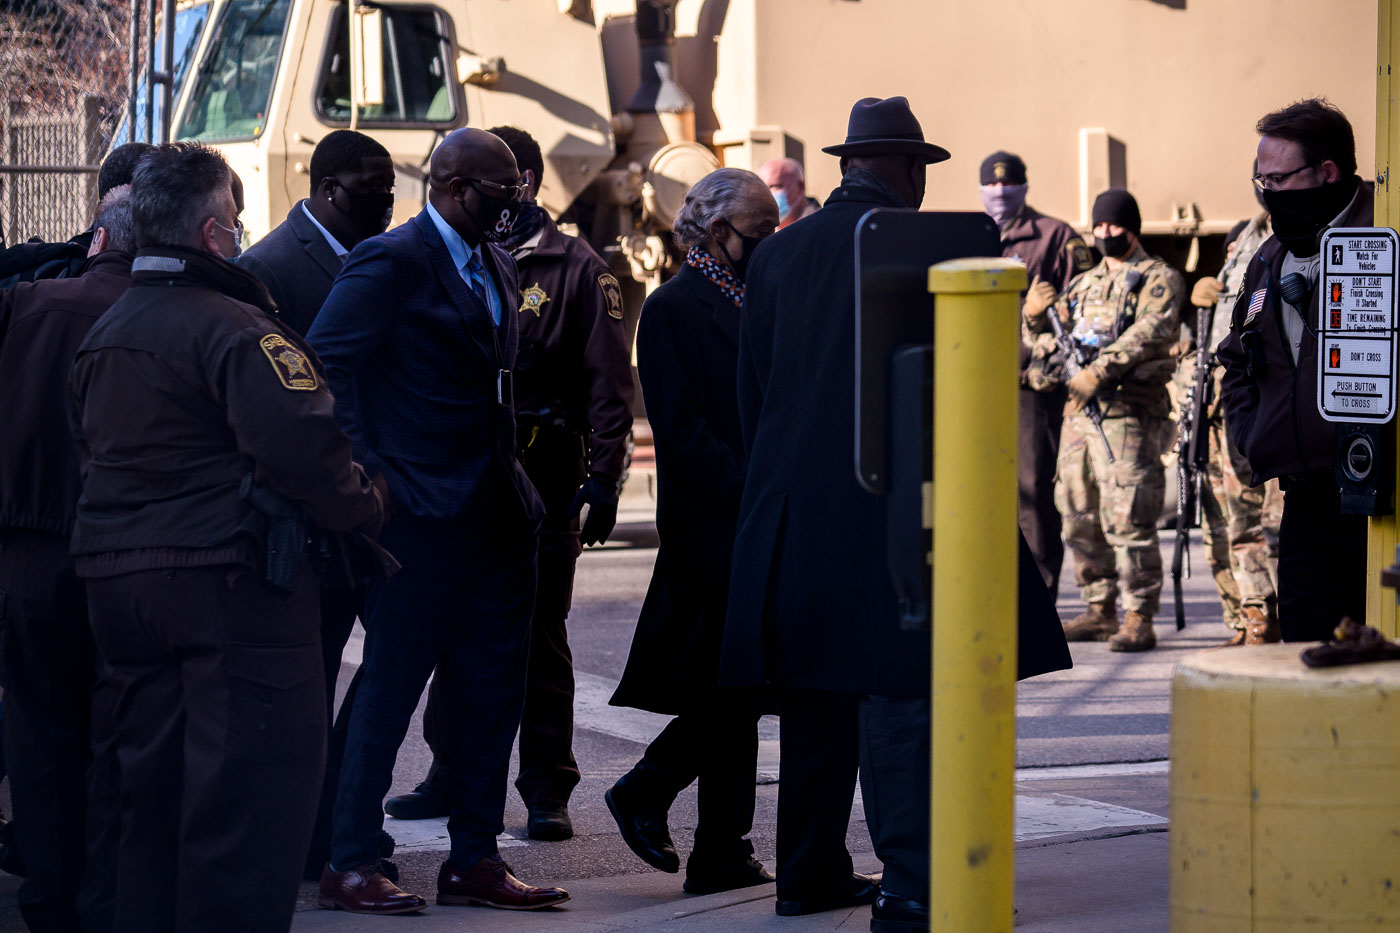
[1261,176,1358,257]
[333,187,395,240]
[462,190,520,244]
[719,220,766,281]
[1095,232,1132,260]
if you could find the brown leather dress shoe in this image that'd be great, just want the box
[318,861,427,915]
[437,854,570,910]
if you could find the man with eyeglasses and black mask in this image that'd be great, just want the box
[1024,187,1185,652]
[980,150,1094,602]
[309,128,569,915]
[1217,98,1373,643]
[384,125,633,843]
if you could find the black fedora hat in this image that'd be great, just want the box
[822,96,951,163]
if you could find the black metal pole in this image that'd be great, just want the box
[128,0,140,143]
[143,0,156,143]
[159,0,175,141]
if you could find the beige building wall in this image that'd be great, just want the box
[596,0,1377,234]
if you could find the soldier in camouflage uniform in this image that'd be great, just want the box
[1024,189,1183,652]
[1186,207,1284,645]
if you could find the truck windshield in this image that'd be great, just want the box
[177,0,293,141]
[112,3,211,145]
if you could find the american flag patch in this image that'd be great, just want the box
[1243,288,1267,325]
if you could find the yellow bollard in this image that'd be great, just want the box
[927,258,1026,933]
[1367,0,1400,637]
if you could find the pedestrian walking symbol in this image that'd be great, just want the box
[1317,227,1398,423]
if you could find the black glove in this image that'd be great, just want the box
[570,473,620,547]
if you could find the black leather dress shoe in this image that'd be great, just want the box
[775,872,879,917]
[871,890,929,932]
[384,781,450,820]
[683,854,776,894]
[527,803,573,841]
[605,780,679,873]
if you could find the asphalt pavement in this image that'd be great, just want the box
[0,483,1234,931]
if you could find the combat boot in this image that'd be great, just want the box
[1108,611,1156,652]
[1242,607,1281,645]
[1062,604,1118,642]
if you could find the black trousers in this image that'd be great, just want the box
[775,688,859,895]
[330,517,534,870]
[859,695,929,902]
[777,689,930,902]
[86,563,326,933]
[423,439,586,809]
[635,694,760,863]
[0,530,108,933]
[1019,385,1066,600]
[302,581,364,879]
[1277,477,1368,642]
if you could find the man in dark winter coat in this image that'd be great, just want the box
[723,97,1069,931]
[1218,98,1372,641]
[0,185,134,933]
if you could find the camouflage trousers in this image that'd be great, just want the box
[1199,416,1282,630]
[1054,413,1166,615]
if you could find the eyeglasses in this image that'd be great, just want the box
[461,177,528,202]
[212,218,244,248]
[1252,164,1316,191]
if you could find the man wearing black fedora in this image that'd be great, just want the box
[723,96,1070,933]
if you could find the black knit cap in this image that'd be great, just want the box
[979,151,1026,186]
[1092,188,1141,235]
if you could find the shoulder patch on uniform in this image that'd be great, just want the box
[259,334,318,391]
[1243,288,1267,326]
[1150,283,1166,298]
[1067,237,1094,272]
[598,273,623,320]
[519,283,550,317]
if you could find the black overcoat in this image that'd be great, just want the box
[720,180,1071,698]
[611,263,747,714]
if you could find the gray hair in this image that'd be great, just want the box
[672,168,769,249]
[93,184,135,254]
[130,141,233,249]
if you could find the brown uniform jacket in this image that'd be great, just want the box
[69,246,380,577]
[1003,205,1094,375]
[0,251,132,536]
[512,215,634,481]
[1218,178,1373,483]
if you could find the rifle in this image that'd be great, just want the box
[1046,299,1115,463]
[1170,304,1214,630]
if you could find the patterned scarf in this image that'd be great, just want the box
[685,246,744,308]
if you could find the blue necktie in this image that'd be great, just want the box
[465,251,498,324]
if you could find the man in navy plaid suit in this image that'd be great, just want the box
[308,128,569,914]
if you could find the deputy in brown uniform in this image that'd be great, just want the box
[69,143,384,933]
[385,126,633,840]
[980,151,1094,598]
[0,186,134,933]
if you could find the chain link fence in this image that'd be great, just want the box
[0,0,144,247]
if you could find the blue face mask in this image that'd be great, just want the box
[772,188,791,221]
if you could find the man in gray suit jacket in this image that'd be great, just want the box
[238,128,397,879]
[240,130,395,336]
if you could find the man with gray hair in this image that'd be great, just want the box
[0,185,134,932]
[758,157,820,228]
[70,142,384,933]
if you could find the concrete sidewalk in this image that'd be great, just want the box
[290,769,1170,932]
